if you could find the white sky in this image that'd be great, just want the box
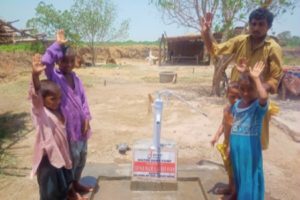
[1,0,299,41]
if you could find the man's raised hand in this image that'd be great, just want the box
[200,12,213,32]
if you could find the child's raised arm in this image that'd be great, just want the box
[249,61,268,106]
[32,54,46,92]
[236,57,248,74]
[42,29,67,79]
[56,29,68,45]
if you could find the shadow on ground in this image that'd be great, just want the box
[0,111,30,149]
[0,111,32,176]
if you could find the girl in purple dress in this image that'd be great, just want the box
[41,30,93,199]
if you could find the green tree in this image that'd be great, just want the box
[27,0,129,65]
[289,36,300,47]
[277,31,300,47]
[152,0,297,96]
[70,0,129,65]
[26,2,80,43]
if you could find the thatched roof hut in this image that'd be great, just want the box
[166,35,204,65]
[159,33,222,65]
[0,19,45,44]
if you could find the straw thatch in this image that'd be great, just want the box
[0,19,46,44]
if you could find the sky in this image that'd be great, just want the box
[1,0,300,41]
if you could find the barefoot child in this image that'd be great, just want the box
[41,29,93,197]
[30,54,73,200]
[211,82,240,199]
[230,61,268,200]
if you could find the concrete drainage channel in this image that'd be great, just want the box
[90,177,207,200]
[80,162,227,200]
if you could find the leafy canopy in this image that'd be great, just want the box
[26,0,129,45]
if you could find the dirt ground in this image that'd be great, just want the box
[0,59,300,199]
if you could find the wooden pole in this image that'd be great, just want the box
[159,34,164,66]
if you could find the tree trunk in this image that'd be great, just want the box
[210,27,233,96]
[210,54,234,96]
[159,34,163,66]
[210,59,222,96]
[91,39,96,66]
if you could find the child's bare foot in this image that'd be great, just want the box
[74,181,94,193]
[68,189,87,200]
[219,193,236,200]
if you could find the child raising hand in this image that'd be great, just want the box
[30,54,73,200]
[42,29,93,199]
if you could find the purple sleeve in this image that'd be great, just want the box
[78,78,92,120]
[42,42,64,80]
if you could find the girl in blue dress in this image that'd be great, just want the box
[230,61,268,200]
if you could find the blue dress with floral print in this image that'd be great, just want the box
[230,99,268,200]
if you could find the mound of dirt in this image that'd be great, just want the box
[79,45,159,64]
[0,52,33,82]
[283,48,300,57]
[0,45,159,81]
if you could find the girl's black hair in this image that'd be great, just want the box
[226,81,240,97]
[56,46,77,66]
[238,74,256,90]
[40,80,61,98]
[227,81,239,91]
[249,8,274,28]
[62,46,76,57]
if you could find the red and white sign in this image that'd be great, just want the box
[132,148,177,180]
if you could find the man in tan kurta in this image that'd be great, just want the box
[201,8,283,149]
